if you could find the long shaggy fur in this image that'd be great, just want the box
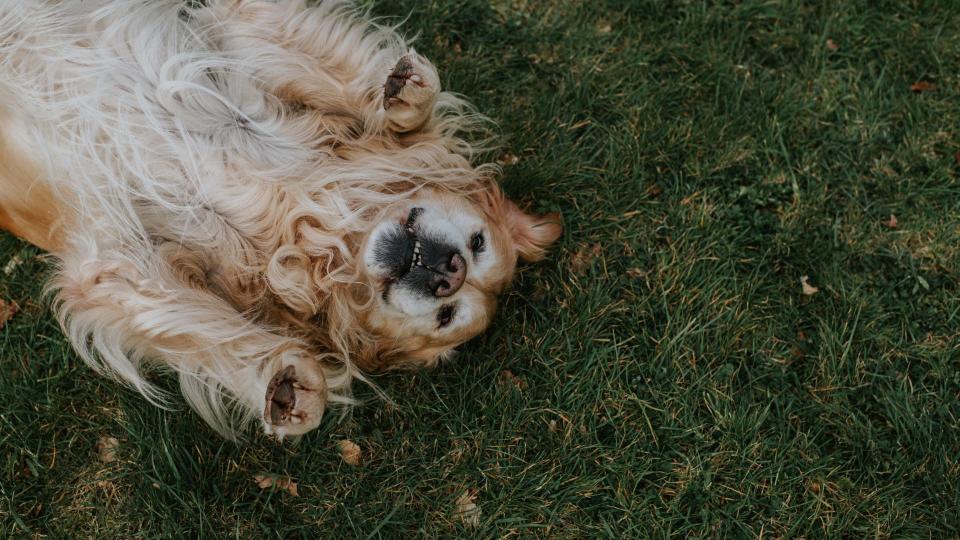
[0,0,504,438]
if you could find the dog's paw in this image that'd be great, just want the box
[263,360,327,439]
[382,52,440,132]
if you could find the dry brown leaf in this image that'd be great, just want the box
[825,39,839,51]
[499,370,526,391]
[0,299,18,328]
[596,20,612,34]
[910,81,935,93]
[96,436,120,463]
[3,255,23,275]
[496,152,520,166]
[570,243,602,274]
[96,479,117,493]
[626,267,645,279]
[647,184,663,197]
[253,474,299,496]
[800,275,819,296]
[338,440,362,466]
[454,490,481,527]
[884,214,898,229]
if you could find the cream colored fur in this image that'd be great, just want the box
[0,0,563,440]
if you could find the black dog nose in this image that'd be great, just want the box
[434,253,466,297]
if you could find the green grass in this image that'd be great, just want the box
[4,0,960,536]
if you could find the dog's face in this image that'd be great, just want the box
[358,188,561,371]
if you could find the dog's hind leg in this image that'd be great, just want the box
[51,246,338,439]
[381,51,441,133]
[198,1,442,135]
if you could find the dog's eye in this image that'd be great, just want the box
[470,231,485,254]
[437,304,455,328]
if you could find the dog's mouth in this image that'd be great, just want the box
[377,207,422,300]
[404,206,423,232]
[397,206,423,277]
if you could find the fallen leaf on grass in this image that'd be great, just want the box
[454,490,480,527]
[96,479,117,495]
[254,474,299,496]
[338,440,362,466]
[595,20,612,34]
[910,81,935,93]
[570,243,602,274]
[825,38,839,51]
[499,370,526,391]
[884,214,898,229]
[626,267,646,279]
[3,255,23,275]
[0,299,20,329]
[496,152,519,166]
[800,275,819,296]
[96,436,120,463]
[529,49,559,65]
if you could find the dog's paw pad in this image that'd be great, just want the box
[265,365,297,425]
[264,363,326,436]
[383,56,418,108]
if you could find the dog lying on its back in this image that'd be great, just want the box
[0,0,561,438]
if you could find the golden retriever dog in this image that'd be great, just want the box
[0,0,561,438]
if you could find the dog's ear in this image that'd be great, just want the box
[354,338,448,372]
[501,197,563,262]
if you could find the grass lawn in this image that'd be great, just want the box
[4,0,960,536]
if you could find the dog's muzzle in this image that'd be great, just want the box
[375,208,468,299]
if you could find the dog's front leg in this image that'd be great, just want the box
[52,253,336,439]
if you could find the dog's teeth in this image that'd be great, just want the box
[409,239,424,271]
